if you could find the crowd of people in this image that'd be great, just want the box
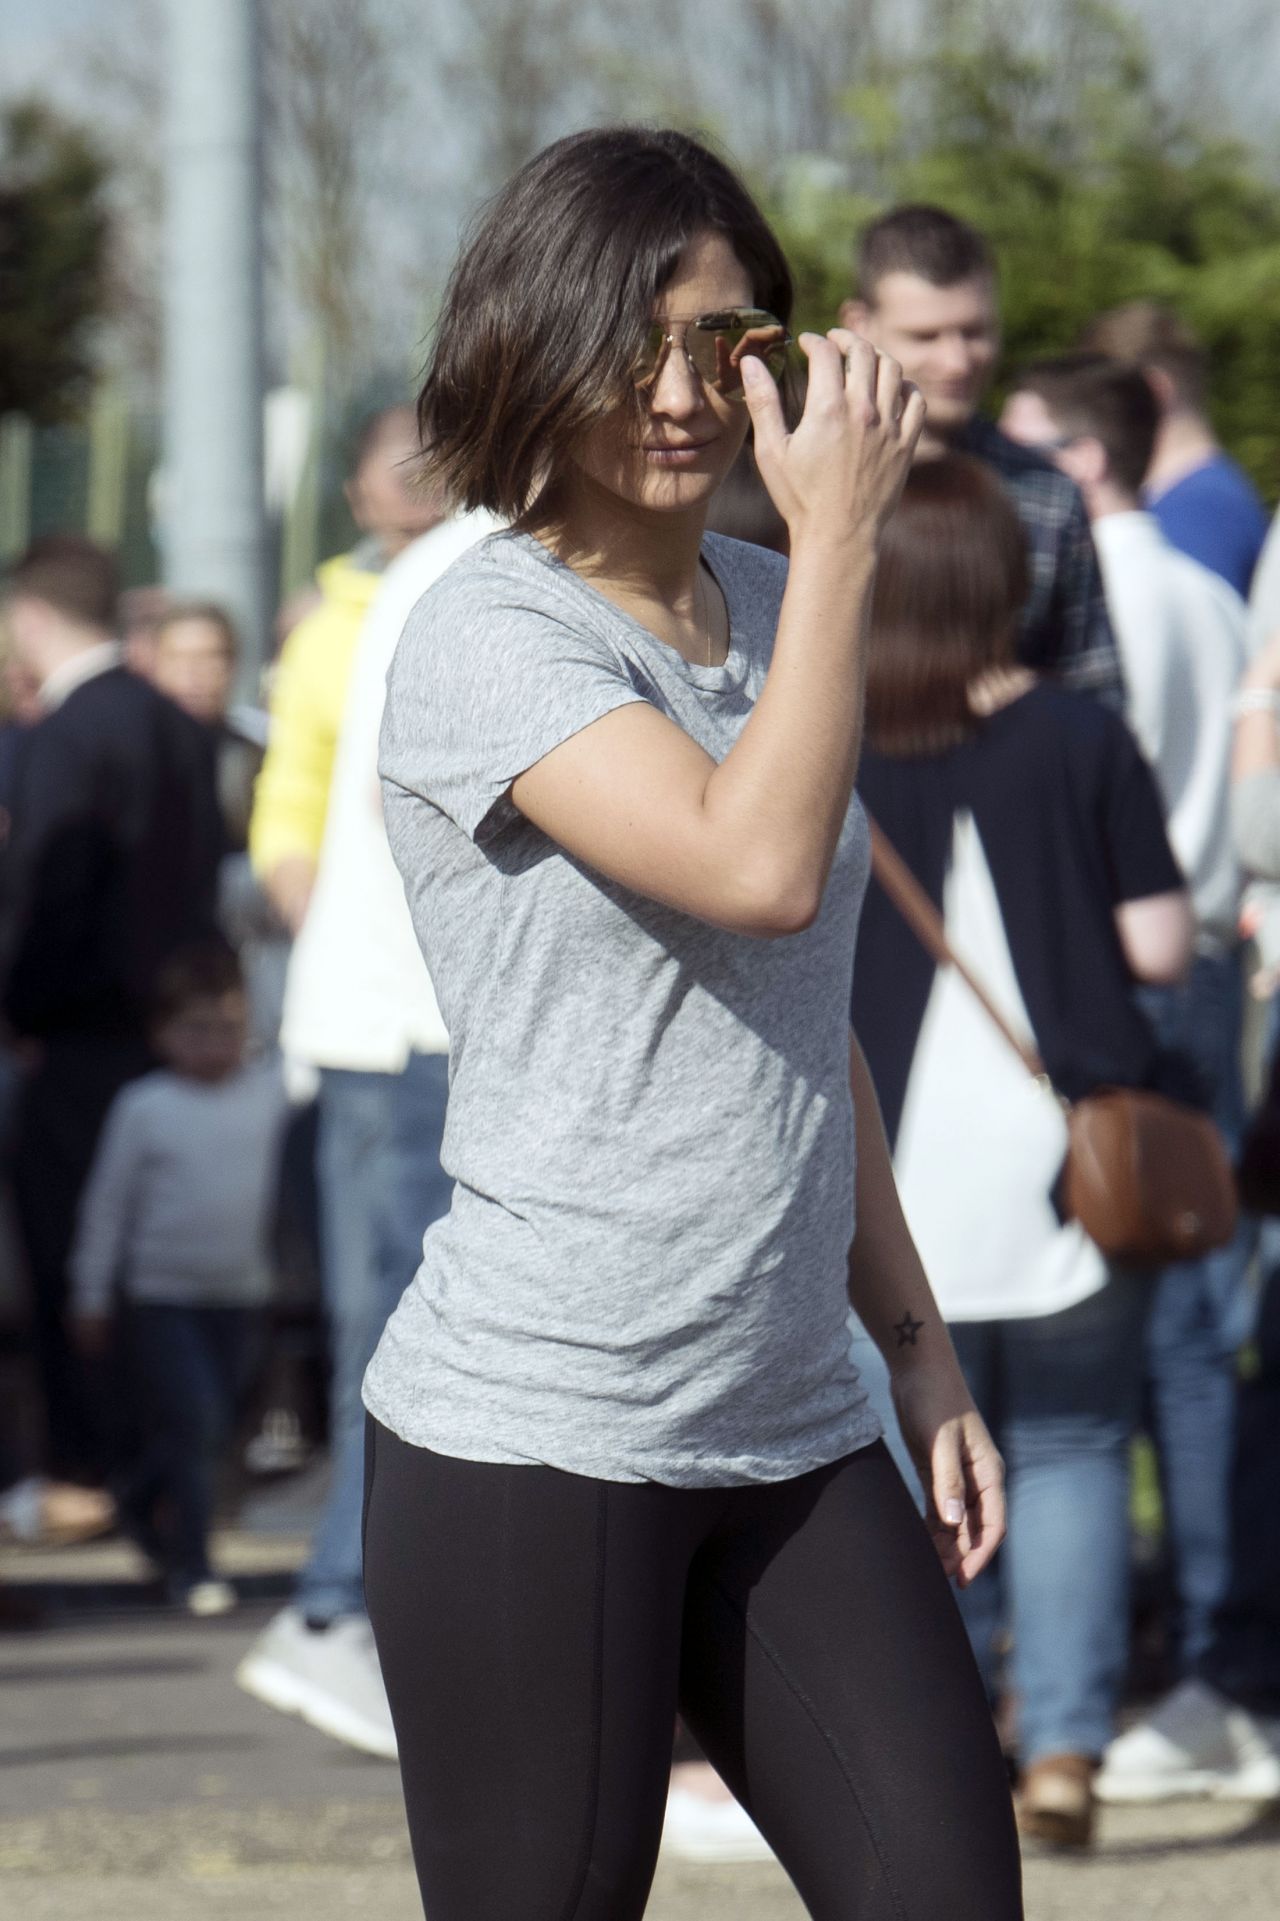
[2,126,1280,1911]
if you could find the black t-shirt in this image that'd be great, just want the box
[852,683,1185,1147]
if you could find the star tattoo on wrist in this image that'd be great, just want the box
[893,1311,924,1348]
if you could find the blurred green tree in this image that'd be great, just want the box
[762,0,1280,498]
[0,98,112,421]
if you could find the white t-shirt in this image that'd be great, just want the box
[280,514,496,1073]
[1093,510,1245,946]
[892,814,1107,1322]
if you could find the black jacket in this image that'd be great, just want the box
[0,666,224,1040]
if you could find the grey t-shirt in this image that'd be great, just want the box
[365,528,880,1484]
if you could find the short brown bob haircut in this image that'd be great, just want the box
[1013,352,1158,498]
[856,204,995,305]
[418,127,793,527]
[1078,299,1208,414]
[865,456,1030,758]
[5,534,119,633]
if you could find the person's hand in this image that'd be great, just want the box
[71,1312,113,1360]
[741,328,925,549]
[1242,627,1280,694]
[890,1362,1006,1587]
[263,854,316,935]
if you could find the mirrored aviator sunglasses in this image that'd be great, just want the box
[636,309,792,400]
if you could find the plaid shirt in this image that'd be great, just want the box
[957,416,1125,707]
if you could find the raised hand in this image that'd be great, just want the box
[741,328,926,549]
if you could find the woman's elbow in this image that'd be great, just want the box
[726,857,823,939]
[1116,890,1195,985]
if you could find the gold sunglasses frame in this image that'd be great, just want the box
[635,308,792,400]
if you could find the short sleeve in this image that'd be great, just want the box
[380,562,648,845]
[1096,712,1185,906]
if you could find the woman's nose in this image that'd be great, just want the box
[648,340,705,420]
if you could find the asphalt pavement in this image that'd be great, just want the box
[2,1496,1278,1921]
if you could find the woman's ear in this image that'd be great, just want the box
[839,297,871,336]
[1059,434,1109,492]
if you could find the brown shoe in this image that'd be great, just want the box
[1016,1753,1096,1849]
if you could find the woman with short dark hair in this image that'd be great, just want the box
[361,128,1023,1918]
[853,454,1193,1849]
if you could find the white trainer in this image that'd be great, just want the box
[235,1606,398,1760]
[662,1785,775,1862]
[1096,1679,1280,1803]
[185,1579,237,1618]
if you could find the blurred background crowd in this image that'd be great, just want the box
[2,0,1280,1876]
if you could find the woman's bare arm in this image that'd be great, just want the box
[1113,890,1193,984]
[511,338,924,938]
[846,1031,1005,1586]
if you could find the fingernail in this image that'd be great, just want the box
[944,1498,964,1526]
[740,355,765,386]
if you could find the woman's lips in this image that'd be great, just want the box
[643,441,715,466]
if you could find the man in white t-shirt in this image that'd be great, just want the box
[1002,354,1271,1803]
[235,507,496,1759]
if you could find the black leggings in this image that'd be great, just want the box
[363,1420,1023,1921]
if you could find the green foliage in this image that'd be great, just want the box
[0,98,113,423]
[760,0,1280,500]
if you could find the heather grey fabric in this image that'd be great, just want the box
[365,529,879,1484]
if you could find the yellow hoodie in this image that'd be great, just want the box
[249,550,383,877]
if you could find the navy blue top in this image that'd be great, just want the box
[1146,454,1269,599]
[853,685,1186,1148]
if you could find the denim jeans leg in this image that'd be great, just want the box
[299,1057,452,1624]
[381,1052,453,1324]
[298,1069,398,1623]
[1200,1253,1280,1712]
[998,1274,1150,1763]
[1140,952,1254,1670]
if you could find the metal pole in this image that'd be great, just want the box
[161,0,267,697]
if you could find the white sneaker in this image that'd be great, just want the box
[1096,1679,1280,1803]
[662,1785,775,1862]
[235,1606,398,1760]
[185,1579,237,1618]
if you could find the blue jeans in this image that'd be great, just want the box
[297,1051,452,1623]
[1140,952,1255,1669]
[1200,1258,1280,1713]
[955,1278,1150,1763]
[120,1302,262,1589]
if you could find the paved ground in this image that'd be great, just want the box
[3,1504,1279,1920]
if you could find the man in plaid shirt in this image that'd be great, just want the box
[842,205,1124,705]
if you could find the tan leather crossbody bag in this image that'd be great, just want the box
[867,818,1238,1267]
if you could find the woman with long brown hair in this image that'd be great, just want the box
[360,129,1023,1918]
[853,454,1193,1849]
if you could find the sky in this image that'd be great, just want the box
[5,1,1279,155]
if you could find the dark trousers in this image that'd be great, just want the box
[10,1034,152,1478]
[364,1424,1024,1921]
[119,1300,262,1591]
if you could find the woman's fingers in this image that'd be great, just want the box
[797,330,848,414]
[923,1414,1007,1587]
[740,351,788,463]
[930,1421,968,1534]
[955,1434,1007,1587]
[874,348,904,424]
[900,381,928,445]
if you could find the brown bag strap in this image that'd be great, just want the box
[866,814,1053,1088]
